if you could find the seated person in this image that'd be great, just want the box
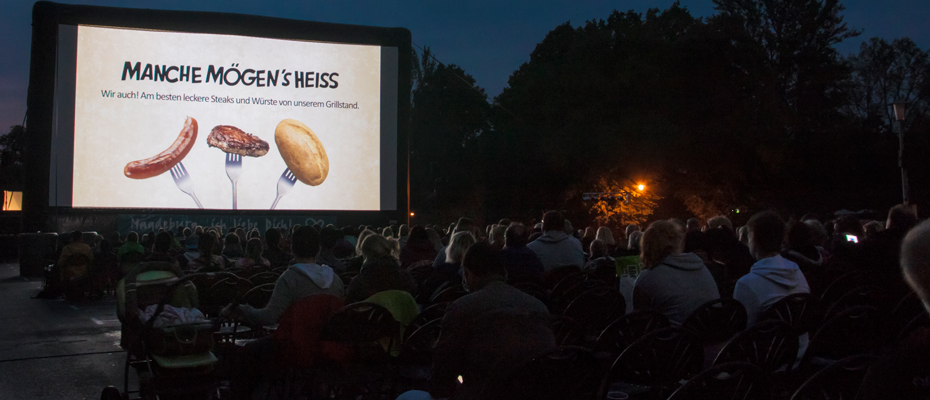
[633,221,719,326]
[418,231,475,302]
[733,212,810,326]
[187,233,227,272]
[225,226,345,327]
[500,223,545,285]
[262,228,292,268]
[428,242,556,400]
[221,233,244,259]
[316,226,346,273]
[858,218,930,399]
[584,239,616,283]
[346,235,416,303]
[400,226,439,268]
[237,238,271,271]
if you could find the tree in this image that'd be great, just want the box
[409,47,491,218]
[587,177,661,226]
[0,125,25,190]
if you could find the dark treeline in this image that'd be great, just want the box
[407,0,930,227]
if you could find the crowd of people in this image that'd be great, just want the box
[44,205,930,399]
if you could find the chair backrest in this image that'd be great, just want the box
[601,327,704,395]
[713,320,799,374]
[801,306,880,369]
[681,298,748,343]
[595,310,671,362]
[818,272,866,305]
[514,282,552,311]
[562,286,626,335]
[241,283,275,308]
[548,272,588,310]
[406,260,434,283]
[759,293,818,336]
[480,346,601,400]
[542,265,583,291]
[790,354,880,400]
[898,313,930,342]
[890,291,925,338]
[429,285,467,305]
[206,276,253,306]
[247,271,279,286]
[666,362,765,400]
[404,302,448,343]
[824,285,883,320]
[398,318,442,366]
[273,294,348,368]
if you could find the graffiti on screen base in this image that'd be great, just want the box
[117,214,336,235]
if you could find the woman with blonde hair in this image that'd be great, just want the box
[419,231,476,301]
[595,226,617,253]
[632,220,719,326]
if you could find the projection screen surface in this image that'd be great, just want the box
[52,25,398,211]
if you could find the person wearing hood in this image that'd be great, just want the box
[734,212,810,327]
[526,211,585,271]
[632,220,719,326]
[226,226,345,327]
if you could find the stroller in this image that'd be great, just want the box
[102,266,226,400]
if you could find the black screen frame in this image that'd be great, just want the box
[25,1,411,230]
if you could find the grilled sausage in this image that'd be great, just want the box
[124,117,198,179]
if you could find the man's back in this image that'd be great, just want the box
[526,231,585,271]
[433,281,555,399]
[733,255,810,325]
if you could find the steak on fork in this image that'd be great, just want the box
[207,125,270,157]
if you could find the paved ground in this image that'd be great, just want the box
[0,263,136,400]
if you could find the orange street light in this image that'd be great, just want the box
[409,212,415,217]
[637,184,645,191]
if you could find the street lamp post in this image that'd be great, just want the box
[892,101,909,205]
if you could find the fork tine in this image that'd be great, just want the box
[178,162,188,175]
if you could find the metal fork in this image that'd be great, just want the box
[225,153,242,210]
[169,162,204,209]
[270,168,297,210]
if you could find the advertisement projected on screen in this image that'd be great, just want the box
[71,25,393,211]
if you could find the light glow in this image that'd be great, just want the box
[637,184,645,191]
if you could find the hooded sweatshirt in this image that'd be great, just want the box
[239,263,345,326]
[526,231,585,271]
[632,252,720,326]
[733,254,810,326]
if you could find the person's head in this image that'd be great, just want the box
[628,231,644,251]
[686,218,703,233]
[71,230,83,243]
[176,226,185,236]
[290,226,321,260]
[707,215,734,233]
[453,217,475,234]
[182,227,192,238]
[356,229,376,256]
[563,219,574,235]
[193,226,204,235]
[590,239,608,259]
[153,231,172,253]
[582,227,596,240]
[863,221,884,238]
[462,241,506,291]
[489,225,507,247]
[804,219,828,247]
[382,226,394,238]
[409,225,428,242]
[640,220,685,269]
[360,234,395,263]
[127,231,139,243]
[625,224,640,237]
[398,224,409,238]
[887,204,918,232]
[320,226,341,251]
[901,220,930,312]
[249,229,261,239]
[595,226,615,246]
[747,211,786,260]
[426,227,442,248]
[737,226,750,245]
[446,231,477,264]
[542,211,565,232]
[265,228,281,248]
[498,218,512,227]
[224,233,240,246]
[786,220,816,252]
[197,232,216,255]
[245,238,263,261]
[505,223,529,248]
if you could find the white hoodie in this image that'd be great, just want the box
[733,254,810,326]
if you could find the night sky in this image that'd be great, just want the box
[1,0,928,131]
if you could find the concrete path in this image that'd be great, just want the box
[0,263,136,400]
